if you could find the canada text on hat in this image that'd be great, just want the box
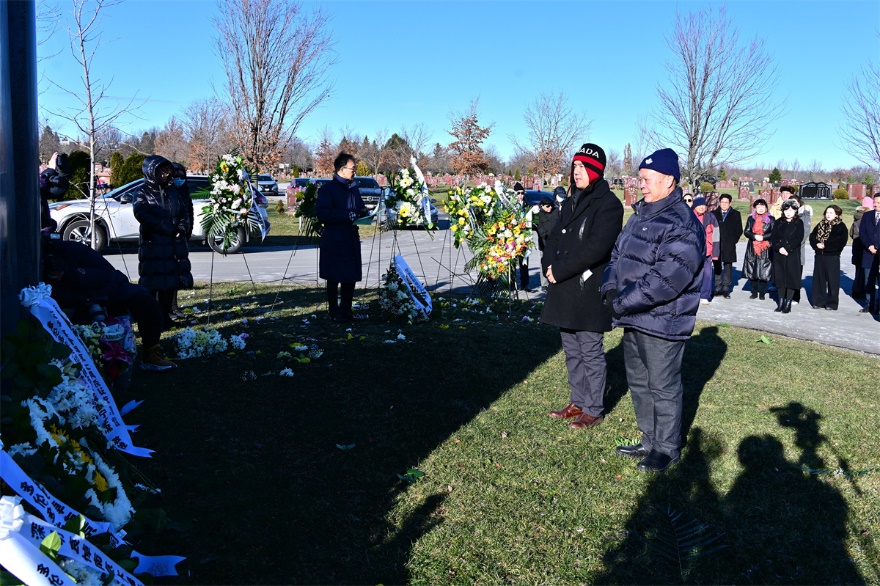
[572,143,606,184]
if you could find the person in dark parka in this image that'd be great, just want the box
[600,148,704,473]
[316,152,368,322]
[808,204,848,310]
[711,193,743,298]
[133,154,194,328]
[543,143,623,430]
[168,162,195,320]
[770,198,804,313]
[536,196,560,289]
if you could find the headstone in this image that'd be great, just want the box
[759,188,772,204]
[738,186,751,201]
[624,186,638,208]
[798,181,831,199]
[848,184,866,200]
[871,184,880,197]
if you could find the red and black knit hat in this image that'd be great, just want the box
[571,143,606,185]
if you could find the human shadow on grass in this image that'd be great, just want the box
[597,405,864,584]
[123,287,562,584]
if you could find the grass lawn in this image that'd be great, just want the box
[121,283,880,585]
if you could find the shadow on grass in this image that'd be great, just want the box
[596,404,864,584]
[122,287,561,584]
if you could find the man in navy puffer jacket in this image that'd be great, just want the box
[600,148,704,473]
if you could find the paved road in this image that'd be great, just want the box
[105,234,879,356]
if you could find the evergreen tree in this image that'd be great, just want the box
[768,167,782,184]
[108,151,124,188]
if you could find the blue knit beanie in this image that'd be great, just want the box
[639,148,680,184]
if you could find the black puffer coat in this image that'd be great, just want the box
[771,217,804,290]
[133,155,194,292]
[600,188,705,341]
[316,174,366,282]
[540,179,623,332]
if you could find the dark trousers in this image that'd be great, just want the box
[560,329,606,417]
[326,281,355,316]
[867,254,880,311]
[812,255,841,309]
[713,260,733,295]
[510,256,529,290]
[154,290,175,330]
[108,286,163,348]
[623,328,686,458]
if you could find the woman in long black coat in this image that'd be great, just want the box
[542,144,623,430]
[809,205,848,310]
[133,155,193,327]
[742,198,774,300]
[770,199,804,313]
[316,153,367,322]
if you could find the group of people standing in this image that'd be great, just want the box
[740,192,879,314]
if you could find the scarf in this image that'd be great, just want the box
[816,216,842,244]
[751,212,771,255]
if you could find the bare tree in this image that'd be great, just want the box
[181,97,231,173]
[606,148,622,178]
[512,92,591,176]
[155,116,188,165]
[448,98,493,176]
[839,60,880,171]
[643,6,784,184]
[807,159,824,181]
[402,123,433,166]
[359,128,388,175]
[214,0,336,171]
[45,0,141,248]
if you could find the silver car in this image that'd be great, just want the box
[49,175,271,254]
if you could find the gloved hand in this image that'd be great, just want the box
[603,289,621,319]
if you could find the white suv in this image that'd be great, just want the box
[49,175,271,254]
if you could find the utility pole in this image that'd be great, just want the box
[1,0,40,340]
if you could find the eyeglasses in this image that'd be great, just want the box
[341,166,355,173]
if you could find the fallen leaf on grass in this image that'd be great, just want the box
[439,324,450,329]
[454,438,461,443]
[501,431,509,438]
[615,475,622,481]
[336,443,355,451]
[397,468,425,484]
[760,335,771,344]
[719,323,730,327]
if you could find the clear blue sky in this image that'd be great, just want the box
[37,0,880,171]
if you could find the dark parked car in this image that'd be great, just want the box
[524,190,555,207]
[354,176,383,211]
[256,174,278,196]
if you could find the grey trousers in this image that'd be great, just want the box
[560,329,606,417]
[622,328,686,458]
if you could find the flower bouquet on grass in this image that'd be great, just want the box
[294,180,322,238]
[171,327,229,359]
[379,262,429,323]
[385,168,435,232]
[200,153,264,254]
[72,317,136,389]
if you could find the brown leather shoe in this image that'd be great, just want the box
[549,403,583,419]
[569,413,603,429]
